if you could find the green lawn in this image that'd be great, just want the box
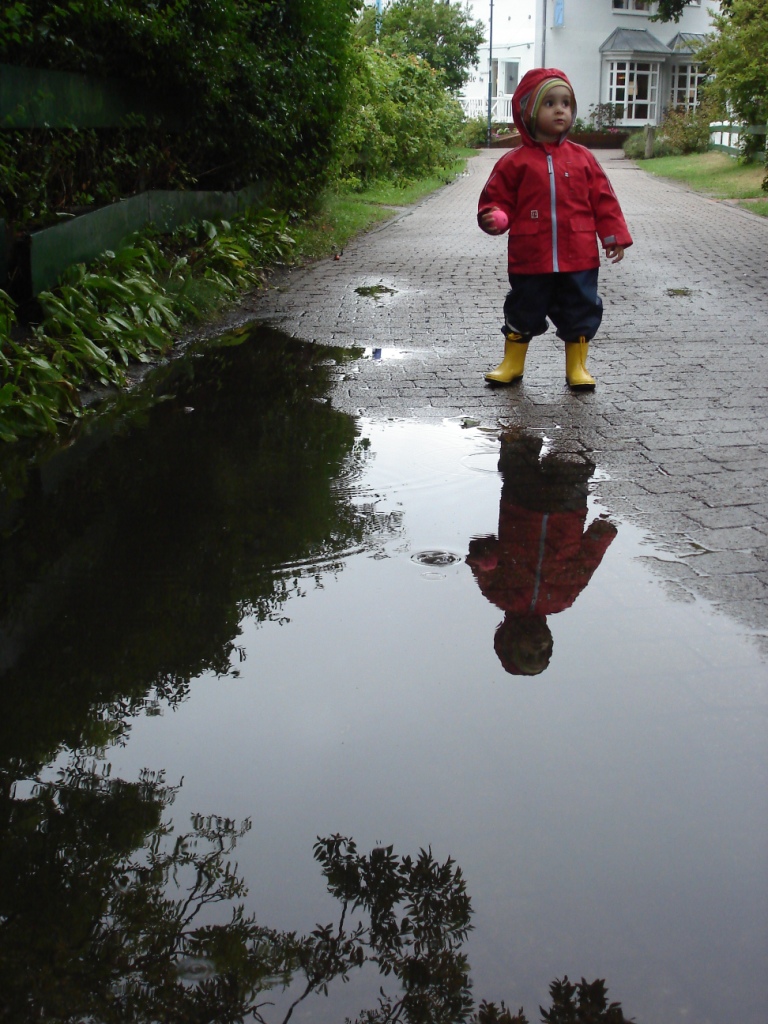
[638,151,766,199]
[741,199,768,217]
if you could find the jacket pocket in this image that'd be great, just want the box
[566,215,599,264]
[570,215,596,233]
[509,217,548,269]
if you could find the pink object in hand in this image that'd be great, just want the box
[487,208,509,232]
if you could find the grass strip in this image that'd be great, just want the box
[637,151,766,200]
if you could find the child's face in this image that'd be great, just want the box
[535,86,573,143]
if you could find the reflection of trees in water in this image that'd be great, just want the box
[0,328,401,771]
[0,757,631,1024]
[0,756,472,1024]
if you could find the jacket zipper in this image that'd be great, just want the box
[530,513,549,613]
[547,154,559,272]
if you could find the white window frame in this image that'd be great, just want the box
[607,60,660,123]
[612,0,656,12]
[669,63,705,111]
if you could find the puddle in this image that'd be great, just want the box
[363,345,410,361]
[355,284,397,299]
[0,324,766,1024]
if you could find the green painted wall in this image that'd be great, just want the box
[27,184,267,296]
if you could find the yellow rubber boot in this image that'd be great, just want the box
[564,337,596,389]
[485,332,529,384]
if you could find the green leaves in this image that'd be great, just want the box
[0,210,297,442]
[355,0,484,93]
[335,42,465,187]
[313,834,474,1024]
[1,0,359,214]
[538,976,633,1023]
[695,0,768,157]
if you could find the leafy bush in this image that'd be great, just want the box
[622,131,648,159]
[694,0,768,161]
[573,104,624,132]
[462,115,491,148]
[657,98,721,155]
[0,0,360,219]
[0,211,295,441]
[588,102,624,131]
[0,117,192,230]
[334,43,465,186]
[622,128,679,159]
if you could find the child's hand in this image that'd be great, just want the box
[480,208,509,234]
[604,243,624,263]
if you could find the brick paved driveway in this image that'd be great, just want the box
[253,148,768,640]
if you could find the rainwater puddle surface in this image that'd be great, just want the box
[0,328,765,1024]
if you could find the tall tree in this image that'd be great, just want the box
[356,0,484,93]
[652,0,731,21]
[695,0,768,156]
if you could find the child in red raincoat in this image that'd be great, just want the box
[478,67,633,389]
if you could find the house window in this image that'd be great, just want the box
[669,63,705,111]
[608,60,659,121]
[612,0,654,11]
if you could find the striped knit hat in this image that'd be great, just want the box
[520,76,575,137]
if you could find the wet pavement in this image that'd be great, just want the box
[250,148,768,643]
[2,151,767,1024]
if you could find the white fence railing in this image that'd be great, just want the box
[458,95,514,123]
[709,121,768,154]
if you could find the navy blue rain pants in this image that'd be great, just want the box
[502,269,603,343]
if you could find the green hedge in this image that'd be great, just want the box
[335,44,465,187]
[0,0,360,224]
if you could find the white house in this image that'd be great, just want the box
[461,0,537,121]
[461,41,537,121]
[461,0,719,128]
[537,0,719,127]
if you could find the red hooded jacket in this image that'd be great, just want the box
[466,503,617,618]
[478,67,633,275]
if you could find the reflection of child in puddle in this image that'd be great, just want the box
[466,430,617,676]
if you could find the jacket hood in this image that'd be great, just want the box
[512,67,577,147]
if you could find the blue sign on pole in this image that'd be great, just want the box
[554,0,564,26]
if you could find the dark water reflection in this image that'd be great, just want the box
[0,754,476,1024]
[0,325,766,1024]
[0,325,398,770]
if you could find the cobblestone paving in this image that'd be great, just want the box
[252,148,768,642]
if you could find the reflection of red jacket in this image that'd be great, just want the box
[477,67,633,275]
[467,502,616,617]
